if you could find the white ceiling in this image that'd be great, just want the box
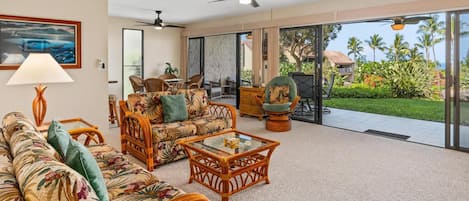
[108,0,318,24]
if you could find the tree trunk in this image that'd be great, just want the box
[373,48,376,62]
[295,58,303,72]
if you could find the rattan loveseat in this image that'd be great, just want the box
[119,88,236,171]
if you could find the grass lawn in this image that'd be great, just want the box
[324,98,445,122]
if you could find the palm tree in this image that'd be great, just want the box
[386,33,409,62]
[365,34,386,62]
[418,15,445,62]
[416,33,432,67]
[408,46,424,63]
[347,37,364,62]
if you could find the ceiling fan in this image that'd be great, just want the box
[210,0,260,8]
[137,10,185,30]
[368,16,431,30]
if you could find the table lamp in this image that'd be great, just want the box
[6,53,74,126]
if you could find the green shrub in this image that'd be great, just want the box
[331,85,393,98]
[383,61,432,98]
[279,62,315,76]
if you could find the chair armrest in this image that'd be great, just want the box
[290,96,301,111]
[171,193,210,201]
[68,128,105,146]
[121,112,155,171]
[208,102,237,129]
[255,94,265,106]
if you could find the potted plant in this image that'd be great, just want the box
[164,62,178,75]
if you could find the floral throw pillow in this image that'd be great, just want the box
[144,91,171,124]
[269,85,290,104]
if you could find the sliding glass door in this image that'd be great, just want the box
[279,25,323,123]
[188,37,204,78]
[122,29,143,99]
[449,11,469,150]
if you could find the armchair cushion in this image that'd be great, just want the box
[263,103,292,113]
[269,85,290,104]
[66,139,109,201]
[161,94,188,123]
[264,76,297,104]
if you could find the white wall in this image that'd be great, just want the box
[0,0,109,131]
[108,17,181,100]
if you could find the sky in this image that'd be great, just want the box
[326,13,447,64]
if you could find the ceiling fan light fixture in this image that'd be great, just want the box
[154,25,163,30]
[391,23,405,31]
[240,0,252,5]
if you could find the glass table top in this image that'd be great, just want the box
[190,132,270,157]
[61,120,92,130]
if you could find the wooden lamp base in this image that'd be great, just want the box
[33,84,47,126]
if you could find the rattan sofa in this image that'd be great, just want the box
[119,88,236,171]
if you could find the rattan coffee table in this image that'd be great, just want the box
[179,130,280,201]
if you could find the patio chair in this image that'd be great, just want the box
[290,73,315,116]
[256,76,300,132]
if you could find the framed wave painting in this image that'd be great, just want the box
[0,14,81,69]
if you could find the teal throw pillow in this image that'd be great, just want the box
[66,139,109,201]
[47,120,71,158]
[161,94,188,123]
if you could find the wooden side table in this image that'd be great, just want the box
[239,86,265,120]
[39,118,105,146]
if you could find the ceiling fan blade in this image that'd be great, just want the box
[364,19,393,23]
[404,16,432,24]
[209,0,225,3]
[136,21,156,26]
[251,0,259,7]
[164,24,186,29]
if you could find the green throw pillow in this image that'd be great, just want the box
[47,120,71,158]
[161,94,188,123]
[66,139,109,201]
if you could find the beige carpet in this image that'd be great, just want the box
[108,116,469,201]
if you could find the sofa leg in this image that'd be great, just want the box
[146,147,154,172]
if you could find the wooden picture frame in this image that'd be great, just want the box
[0,14,81,69]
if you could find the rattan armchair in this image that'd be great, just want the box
[144,78,170,92]
[185,74,204,89]
[129,75,144,93]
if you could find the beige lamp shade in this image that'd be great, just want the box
[7,53,73,85]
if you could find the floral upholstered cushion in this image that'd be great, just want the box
[151,121,197,142]
[2,112,40,142]
[112,181,185,201]
[176,89,209,119]
[87,144,160,200]
[8,129,98,201]
[0,131,23,201]
[127,93,147,114]
[191,115,232,135]
[127,92,172,124]
[144,92,172,124]
[269,85,290,104]
[153,139,190,166]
